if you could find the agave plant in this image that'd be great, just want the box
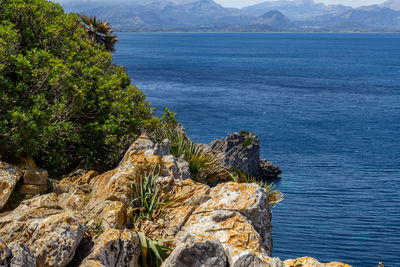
[78,14,119,52]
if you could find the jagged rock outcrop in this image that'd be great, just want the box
[210,132,281,179]
[0,133,350,267]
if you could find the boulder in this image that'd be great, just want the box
[0,194,85,267]
[58,190,87,211]
[161,237,227,267]
[8,242,36,267]
[179,182,273,256]
[164,179,210,235]
[228,249,283,267]
[22,169,48,185]
[283,256,352,267]
[0,193,62,243]
[85,200,127,231]
[29,211,86,267]
[18,184,47,194]
[0,162,22,210]
[210,132,281,179]
[80,228,141,267]
[0,239,11,266]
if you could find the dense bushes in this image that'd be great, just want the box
[0,0,162,175]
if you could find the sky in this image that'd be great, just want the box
[215,0,385,8]
[57,0,387,9]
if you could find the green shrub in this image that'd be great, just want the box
[242,138,253,147]
[0,0,160,176]
[239,130,249,135]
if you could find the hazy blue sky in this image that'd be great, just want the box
[215,0,384,8]
[57,0,386,8]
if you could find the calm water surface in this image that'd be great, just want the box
[114,33,400,267]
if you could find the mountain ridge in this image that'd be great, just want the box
[58,0,400,32]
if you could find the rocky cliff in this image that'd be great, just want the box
[0,134,350,267]
[209,131,281,179]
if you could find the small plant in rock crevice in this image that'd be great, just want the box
[129,167,186,266]
[242,138,253,147]
[229,168,284,207]
[152,128,229,183]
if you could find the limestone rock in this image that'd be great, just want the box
[22,169,48,185]
[0,239,11,266]
[259,159,281,180]
[85,200,127,231]
[29,211,86,267]
[73,170,99,185]
[0,194,85,267]
[58,190,86,211]
[0,161,22,210]
[176,156,192,180]
[90,135,181,206]
[183,182,272,255]
[283,257,352,267]
[164,179,210,235]
[0,193,62,244]
[210,132,281,179]
[161,237,227,267]
[154,139,171,157]
[80,228,141,267]
[18,184,47,194]
[228,249,283,267]
[8,242,36,267]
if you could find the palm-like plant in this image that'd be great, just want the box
[78,14,119,52]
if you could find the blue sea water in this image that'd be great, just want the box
[114,33,400,267]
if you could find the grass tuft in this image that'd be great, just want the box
[229,168,283,207]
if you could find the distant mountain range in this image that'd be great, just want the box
[57,0,400,32]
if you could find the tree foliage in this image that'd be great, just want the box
[0,0,161,175]
[78,14,119,52]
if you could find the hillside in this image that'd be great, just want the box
[56,0,400,32]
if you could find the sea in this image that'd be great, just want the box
[114,33,400,267]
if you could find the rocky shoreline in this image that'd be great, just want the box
[0,133,350,267]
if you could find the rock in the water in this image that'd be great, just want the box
[22,169,48,185]
[8,242,36,267]
[0,162,22,210]
[259,159,281,180]
[80,228,141,267]
[161,237,227,267]
[210,132,281,179]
